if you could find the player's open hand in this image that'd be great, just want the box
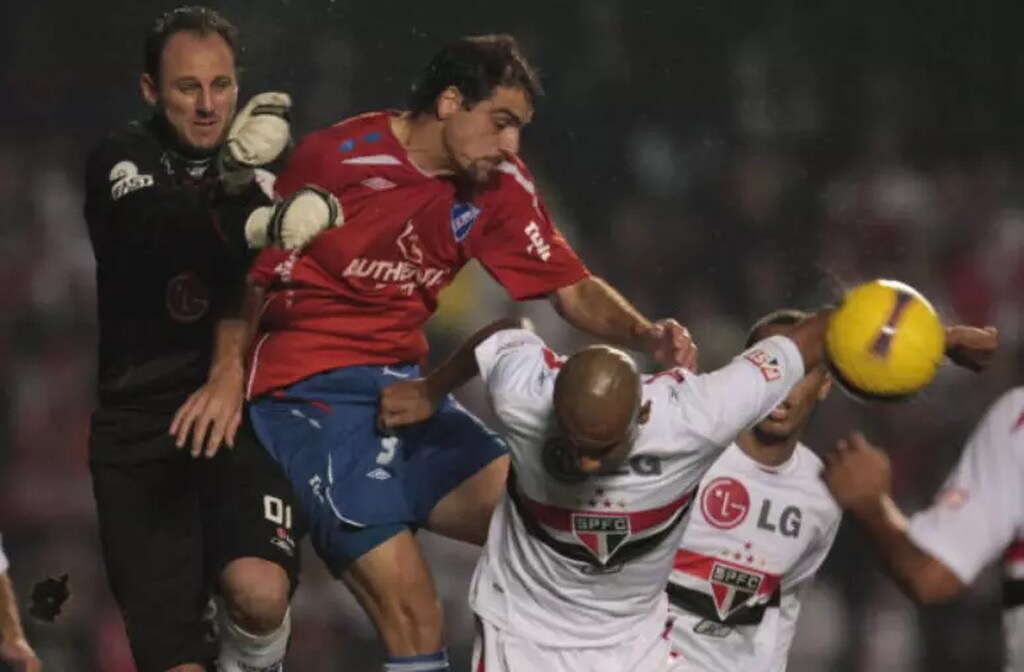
[637,319,698,371]
[379,378,441,430]
[822,431,892,514]
[170,366,244,458]
[945,325,998,373]
[0,636,42,672]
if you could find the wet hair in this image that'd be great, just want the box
[409,34,543,115]
[144,6,239,84]
[744,309,810,349]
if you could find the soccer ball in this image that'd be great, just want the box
[825,279,946,401]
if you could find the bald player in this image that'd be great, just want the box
[377,313,833,671]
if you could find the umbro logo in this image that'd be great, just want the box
[365,468,392,481]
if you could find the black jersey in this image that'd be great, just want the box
[84,114,268,411]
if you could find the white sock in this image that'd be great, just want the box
[217,606,291,672]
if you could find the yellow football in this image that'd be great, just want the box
[825,279,946,401]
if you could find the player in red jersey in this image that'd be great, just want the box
[175,35,696,671]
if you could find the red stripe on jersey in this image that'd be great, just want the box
[673,548,783,595]
[520,490,693,534]
[1005,541,1024,563]
[1014,410,1024,433]
[542,347,564,370]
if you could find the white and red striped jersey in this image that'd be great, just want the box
[468,328,806,648]
[667,443,841,671]
[908,387,1024,670]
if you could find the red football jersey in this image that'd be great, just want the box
[246,112,589,398]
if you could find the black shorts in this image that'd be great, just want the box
[89,406,304,672]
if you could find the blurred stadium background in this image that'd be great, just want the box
[3,0,1024,669]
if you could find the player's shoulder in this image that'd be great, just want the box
[291,111,391,153]
[325,110,392,143]
[475,329,557,436]
[793,442,825,474]
[478,328,557,383]
[792,442,842,520]
[988,386,1024,429]
[476,155,540,207]
[478,329,558,407]
[87,118,159,170]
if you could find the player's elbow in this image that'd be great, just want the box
[548,276,595,319]
[904,558,966,605]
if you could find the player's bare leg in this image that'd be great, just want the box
[341,530,447,664]
[426,454,509,546]
[217,558,292,671]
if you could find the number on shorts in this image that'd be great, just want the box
[377,436,398,466]
[263,495,293,529]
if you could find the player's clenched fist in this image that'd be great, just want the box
[245,186,343,250]
[822,431,892,513]
[219,91,292,193]
[945,325,998,373]
[636,318,698,371]
[226,91,291,167]
[378,378,443,430]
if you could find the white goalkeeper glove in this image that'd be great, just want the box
[220,92,292,193]
[245,186,343,251]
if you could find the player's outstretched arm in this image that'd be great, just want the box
[787,312,994,376]
[0,565,42,672]
[378,317,530,429]
[549,276,697,370]
[784,309,833,371]
[823,432,966,604]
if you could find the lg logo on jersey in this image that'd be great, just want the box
[701,478,750,529]
[757,500,802,538]
[700,477,802,538]
[166,272,210,323]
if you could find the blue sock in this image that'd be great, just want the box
[383,650,450,671]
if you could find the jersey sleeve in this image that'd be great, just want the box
[0,536,8,575]
[908,389,1024,583]
[475,328,559,431]
[84,130,265,267]
[469,161,589,300]
[677,335,806,447]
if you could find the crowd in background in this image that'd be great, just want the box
[2,1,1023,669]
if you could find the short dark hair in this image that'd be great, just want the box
[744,309,810,349]
[144,6,239,83]
[409,34,543,115]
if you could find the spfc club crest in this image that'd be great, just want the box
[572,513,631,564]
[709,562,764,620]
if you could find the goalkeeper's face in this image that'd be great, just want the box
[142,30,239,153]
[441,86,532,183]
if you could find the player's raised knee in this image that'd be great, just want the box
[220,557,290,634]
